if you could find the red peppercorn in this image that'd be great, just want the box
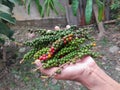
[39,56,43,60]
[42,54,46,58]
[51,47,55,50]
[50,52,54,55]
[42,56,47,60]
[64,40,67,44]
[50,47,55,53]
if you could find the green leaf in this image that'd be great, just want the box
[0,36,5,44]
[2,0,15,11]
[44,0,51,16]
[34,0,42,17]
[49,0,58,15]
[71,0,79,16]
[8,0,23,5]
[41,5,45,17]
[27,0,32,15]
[0,21,14,39]
[45,0,65,16]
[53,0,65,13]
[43,0,59,16]
[41,0,48,17]
[85,0,93,24]
[0,12,16,24]
[0,3,11,14]
[96,0,104,22]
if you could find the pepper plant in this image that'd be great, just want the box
[23,0,104,24]
[0,0,23,61]
[110,0,120,19]
[0,0,23,44]
[22,0,64,17]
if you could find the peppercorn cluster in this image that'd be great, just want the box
[23,26,99,69]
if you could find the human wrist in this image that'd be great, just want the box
[76,64,120,90]
[75,61,98,88]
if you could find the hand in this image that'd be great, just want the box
[35,56,97,82]
[35,56,120,90]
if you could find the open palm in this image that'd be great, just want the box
[35,56,96,81]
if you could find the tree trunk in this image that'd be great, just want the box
[93,4,105,39]
[2,46,6,62]
[65,0,80,25]
[105,0,110,20]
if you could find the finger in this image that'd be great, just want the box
[82,56,96,66]
[34,60,59,76]
[34,59,42,67]
[43,67,59,76]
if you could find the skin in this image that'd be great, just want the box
[35,56,120,90]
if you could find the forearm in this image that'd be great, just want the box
[77,64,120,90]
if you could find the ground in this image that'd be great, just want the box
[0,24,120,90]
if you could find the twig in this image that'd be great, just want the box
[104,18,120,24]
[0,67,8,80]
[2,46,6,62]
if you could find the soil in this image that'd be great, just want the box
[0,24,120,90]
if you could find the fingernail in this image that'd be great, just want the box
[34,59,41,67]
